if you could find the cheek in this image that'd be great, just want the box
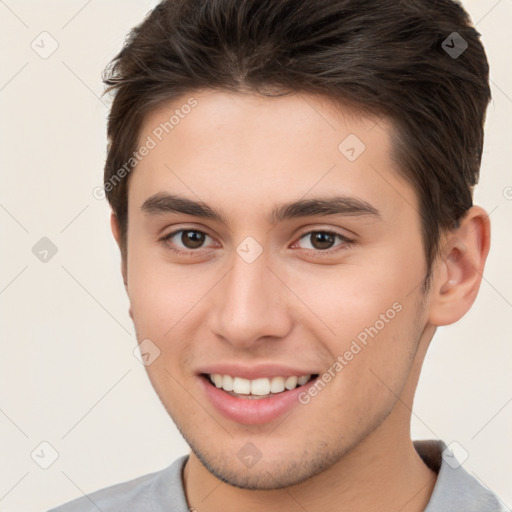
[284,259,411,337]
[311,302,420,428]
[126,243,205,334]
[284,257,422,387]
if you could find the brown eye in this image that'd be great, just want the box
[161,229,212,253]
[180,230,206,249]
[310,232,336,250]
[296,230,350,252]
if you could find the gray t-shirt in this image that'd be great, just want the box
[47,440,507,511]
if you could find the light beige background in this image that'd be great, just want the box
[0,1,511,511]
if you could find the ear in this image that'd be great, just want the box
[110,212,128,290]
[428,206,491,326]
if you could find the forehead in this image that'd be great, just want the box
[129,90,418,225]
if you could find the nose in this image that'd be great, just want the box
[209,249,293,349]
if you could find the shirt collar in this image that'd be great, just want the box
[414,439,506,511]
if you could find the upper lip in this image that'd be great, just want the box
[197,363,319,380]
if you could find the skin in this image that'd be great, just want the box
[111,90,490,512]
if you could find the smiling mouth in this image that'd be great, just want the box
[201,373,319,399]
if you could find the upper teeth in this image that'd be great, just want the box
[209,374,312,395]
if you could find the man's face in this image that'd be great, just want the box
[123,90,434,489]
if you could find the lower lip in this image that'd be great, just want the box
[199,375,318,425]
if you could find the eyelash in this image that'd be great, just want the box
[159,228,354,256]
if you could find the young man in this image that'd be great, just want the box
[50,0,505,510]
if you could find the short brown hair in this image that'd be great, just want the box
[102,0,491,285]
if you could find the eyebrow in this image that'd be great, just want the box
[141,192,381,225]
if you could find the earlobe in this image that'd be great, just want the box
[428,207,491,326]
